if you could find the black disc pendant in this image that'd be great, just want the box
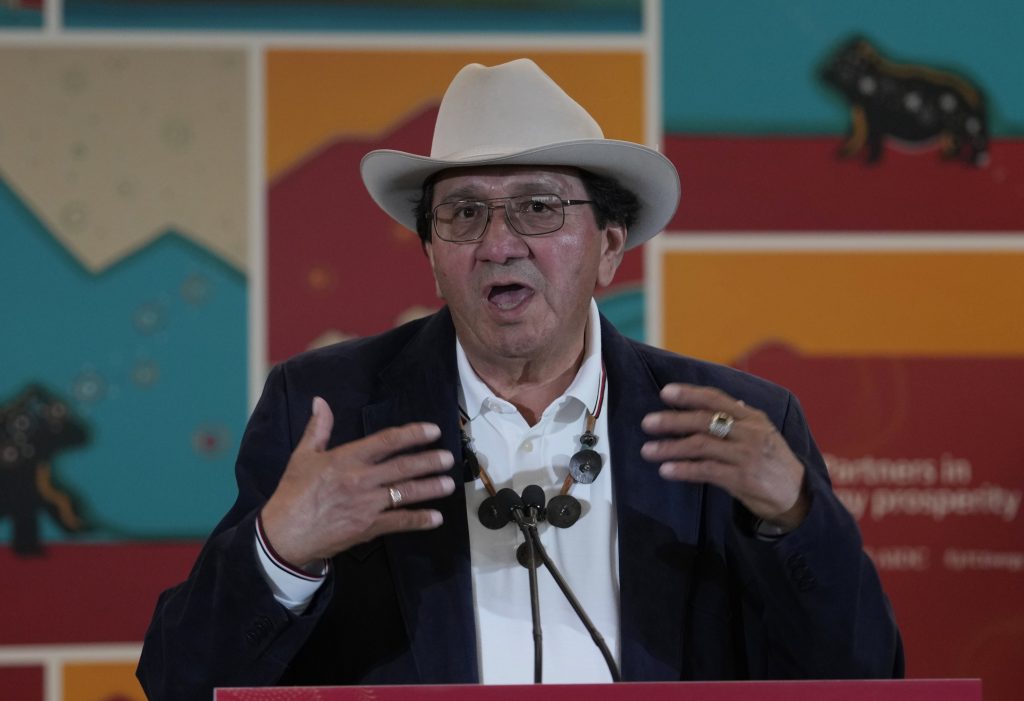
[569,448,603,484]
[516,541,544,569]
[546,494,582,528]
[478,496,510,530]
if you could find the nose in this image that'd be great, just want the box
[475,202,530,264]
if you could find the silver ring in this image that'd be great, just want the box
[708,411,735,439]
[387,486,403,509]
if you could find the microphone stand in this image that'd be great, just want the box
[525,521,622,682]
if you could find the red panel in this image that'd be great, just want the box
[216,679,981,701]
[737,347,1024,701]
[0,543,200,644]
[0,666,44,701]
[664,136,1024,232]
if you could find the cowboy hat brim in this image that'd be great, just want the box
[360,138,680,250]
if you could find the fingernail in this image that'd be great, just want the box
[312,396,324,416]
[423,423,441,440]
[440,476,455,492]
[428,511,443,527]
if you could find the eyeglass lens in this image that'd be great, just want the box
[433,194,565,242]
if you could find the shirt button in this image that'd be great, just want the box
[521,440,534,453]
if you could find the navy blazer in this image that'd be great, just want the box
[138,309,902,699]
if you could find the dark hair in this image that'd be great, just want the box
[411,168,640,245]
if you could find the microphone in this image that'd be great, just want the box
[496,488,527,524]
[521,484,546,520]
[496,487,543,682]
[519,485,622,683]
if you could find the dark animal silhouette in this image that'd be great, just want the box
[820,37,988,166]
[0,384,89,555]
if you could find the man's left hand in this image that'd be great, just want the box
[641,383,809,530]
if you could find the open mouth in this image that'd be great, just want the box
[487,283,533,311]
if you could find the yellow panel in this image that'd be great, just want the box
[63,661,145,701]
[266,50,645,179]
[658,249,1024,364]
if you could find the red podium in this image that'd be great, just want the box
[216,679,981,701]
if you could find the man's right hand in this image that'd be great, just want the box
[260,396,456,569]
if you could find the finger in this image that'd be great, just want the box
[641,408,739,437]
[369,448,455,488]
[370,508,445,538]
[381,474,456,510]
[345,422,443,464]
[657,459,739,488]
[641,431,738,465]
[658,383,753,417]
[298,396,334,453]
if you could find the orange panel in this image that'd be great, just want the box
[266,50,645,179]
[656,247,1024,364]
[63,661,144,701]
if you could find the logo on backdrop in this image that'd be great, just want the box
[820,36,989,166]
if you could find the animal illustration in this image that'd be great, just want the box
[0,384,89,556]
[820,36,988,166]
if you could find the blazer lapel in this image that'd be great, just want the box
[602,317,703,681]
[361,309,479,684]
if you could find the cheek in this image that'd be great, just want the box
[429,252,473,300]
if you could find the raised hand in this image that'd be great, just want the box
[641,383,809,530]
[261,396,457,568]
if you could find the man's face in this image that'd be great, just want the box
[424,166,626,368]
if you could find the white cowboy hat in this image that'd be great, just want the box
[360,58,680,249]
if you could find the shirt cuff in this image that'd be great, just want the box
[254,513,328,614]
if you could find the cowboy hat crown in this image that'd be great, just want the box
[360,58,680,248]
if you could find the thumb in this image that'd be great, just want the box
[300,396,334,452]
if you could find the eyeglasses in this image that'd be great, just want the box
[429,193,594,243]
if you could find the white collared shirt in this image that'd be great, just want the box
[459,299,619,683]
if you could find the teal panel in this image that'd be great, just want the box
[0,177,246,544]
[64,0,641,32]
[597,286,644,343]
[0,6,42,27]
[663,0,1024,136]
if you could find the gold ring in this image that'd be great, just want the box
[708,411,735,439]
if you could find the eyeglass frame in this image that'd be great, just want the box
[428,193,594,243]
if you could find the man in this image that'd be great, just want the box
[137,59,902,698]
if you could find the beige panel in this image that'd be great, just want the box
[0,47,247,273]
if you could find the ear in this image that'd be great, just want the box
[596,222,627,288]
[423,241,445,299]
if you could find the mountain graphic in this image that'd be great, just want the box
[0,173,247,543]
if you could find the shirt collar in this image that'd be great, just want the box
[457,299,603,421]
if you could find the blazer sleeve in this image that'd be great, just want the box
[727,390,905,679]
[136,365,334,700]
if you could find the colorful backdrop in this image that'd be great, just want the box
[1,2,1021,700]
